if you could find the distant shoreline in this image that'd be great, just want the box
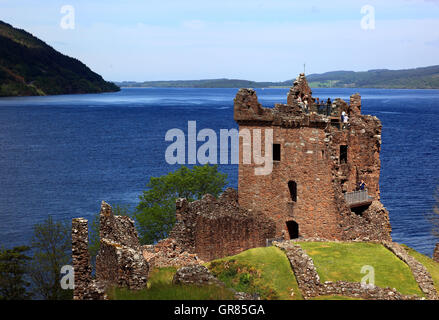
[115,65,439,90]
[118,86,439,90]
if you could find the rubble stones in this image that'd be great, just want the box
[142,238,203,268]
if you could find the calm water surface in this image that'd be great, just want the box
[0,87,438,255]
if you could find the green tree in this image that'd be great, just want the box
[28,216,72,300]
[134,164,228,244]
[0,246,32,300]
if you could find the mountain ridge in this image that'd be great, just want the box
[0,20,119,97]
[117,65,439,89]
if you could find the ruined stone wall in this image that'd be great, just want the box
[72,201,149,299]
[330,111,382,198]
[142,238,202,268]
[170,188,276,261]
[72,218,93,300]
[287,73,313,105]
[95,201,149,290]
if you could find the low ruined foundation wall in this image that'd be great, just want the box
[274,241,422,300]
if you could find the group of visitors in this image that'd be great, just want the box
[297,95,333,115]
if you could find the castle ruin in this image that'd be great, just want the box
[234,73,391,241]
[72,73,395,299]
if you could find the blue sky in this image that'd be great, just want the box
[1,0,439,81]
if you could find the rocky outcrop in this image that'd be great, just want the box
[274,241,421,300]
[170,188,276,261]
[382,241,438,300]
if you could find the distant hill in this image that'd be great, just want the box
[305,66,439,89]
[117,79,282,89]
[118,65,439,89]
[0,21,119,97]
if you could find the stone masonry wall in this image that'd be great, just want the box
[72,218,92,300]
[72,201,149,299]
[170,188,276,261]
[95,201,149,290]
[234,73,391,241]
[142,238,203,269]
[237,123,342,239]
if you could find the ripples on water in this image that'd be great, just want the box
[0,88,438,256]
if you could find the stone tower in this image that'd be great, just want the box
[234,73,392,241]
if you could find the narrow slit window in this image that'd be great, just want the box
[340,145,348,164]
[288,180,297,202]
[273,143,281,161]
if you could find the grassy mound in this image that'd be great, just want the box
[298,242,424,297]
[207,246,302,300]
[108,267,234,300]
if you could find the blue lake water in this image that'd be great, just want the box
[0,87,438,256]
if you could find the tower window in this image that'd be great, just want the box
[273,144,281,161]
[288,180,297,202]
[340,145,348,164]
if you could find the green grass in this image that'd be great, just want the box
[402,244,439,293]
[108,267,235,300]
[207,246,302,300]
[298,242,424,297]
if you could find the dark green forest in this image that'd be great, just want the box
[0,21,119,97]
